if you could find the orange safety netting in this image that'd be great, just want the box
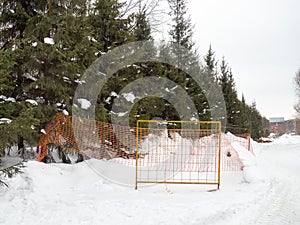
[221,127,253,171]
[37,114,253,173]
[36,114,135,162]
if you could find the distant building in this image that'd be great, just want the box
[269,117,284,123]
[269,117,284,132]
[269,117,300,135]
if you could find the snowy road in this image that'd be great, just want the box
[0,135,299,225]
[252,142,300,224]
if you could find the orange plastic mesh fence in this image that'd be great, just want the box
[220,127,254,172]
[221,133,244,172]
[37,114,136,162]
[37,114,252,175]
[71,116,136,160]
[36,114,78,162]
[135,120,221,188]
[225,127,253,153]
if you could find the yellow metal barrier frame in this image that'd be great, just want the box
[135,120,222,190]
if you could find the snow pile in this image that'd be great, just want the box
[259,137,273,142]
[1,139,300,225]
[137,130,220,182]
[0,160,247,225]
[85,158,136,186]
[225,132,246,143]
[232,142,265,183]
[272,134,300,145]
[139,129,169,154]
[139,130,194,162]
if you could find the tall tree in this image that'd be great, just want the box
[218,57,241,128]
[168,0,193,51]
[0,0,99,156]
[294,68,300,117]
[122,0,165,33]
[249,101,263,139]
[89,0,132,52]
[166,0,207,121]
[0,0,45,155]
[91,0,160,126]
[204,45,218,81]
[133,3,152,41]
[235,94,249,129]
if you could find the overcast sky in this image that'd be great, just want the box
[185,0,300,120]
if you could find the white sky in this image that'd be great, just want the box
[187,0,300,120]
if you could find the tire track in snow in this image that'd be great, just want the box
[252,144,300,225]
[253,179,299,225]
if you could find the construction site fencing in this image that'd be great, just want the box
[135,120,221,189]
[220,127,253,172]
[37,114,254,187]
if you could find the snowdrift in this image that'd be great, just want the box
[2,134,300,225]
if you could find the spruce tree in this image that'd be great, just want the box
[168,0,193,51]
[219,57,240,127]
[89,0,132,52]
[0,0,44,154]
[88,0,135,123]
[166,0,206,121]
[93,1,163,126]
[249,101,263,139]
[236,94,250,129]
[0,0,99,156]
[204,45,218,81]
[133,6,152,41]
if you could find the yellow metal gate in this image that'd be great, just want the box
[135,120,221,189]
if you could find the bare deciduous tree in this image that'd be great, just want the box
[294,69,300,117]
[120,0,168,33]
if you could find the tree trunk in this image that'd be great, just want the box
[17,136,25,158]
[76,153,84,163]
[59,146,71,164]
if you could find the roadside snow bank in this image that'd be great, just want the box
[2,139,300,225]
[272,134,300,145]
[232,142,266,183]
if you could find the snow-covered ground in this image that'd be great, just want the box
[0,157,23,170]
[0,135,300,225]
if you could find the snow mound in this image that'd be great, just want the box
[85,159,135,186]
[272,134,300,145]
[232,142,265,183]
